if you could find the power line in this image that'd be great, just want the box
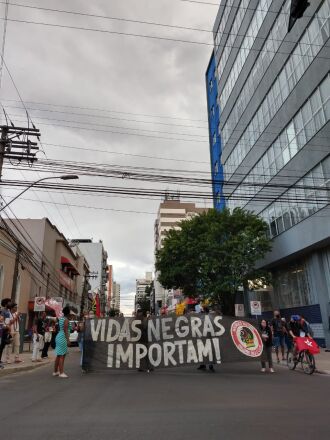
[7,108,330,141]
[0,0,9,92]
[4,104,208,130]
[3,195,157,215]
[3,17,330,59]
[42,142,210,165]
[1,179,328,203]
[1,17,213,46]
[0,98,208,123]
[8,116,207,143]
[1,2,212,33]
[6,112,209,138]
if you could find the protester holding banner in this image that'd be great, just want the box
[197,306,215,372]
[136,309,153,372]
[260,319,274,373]
[53,306,71,378]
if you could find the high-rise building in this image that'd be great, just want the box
[111,281,121,311]
[207,0,330,346]
[206,53,225,211]
[154,196,209,312]
[135,272,153,311]
[70,239,108,314]
[106,265,113,312]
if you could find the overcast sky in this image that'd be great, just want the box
[0,0,218,314]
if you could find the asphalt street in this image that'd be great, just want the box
[0,349,329,440]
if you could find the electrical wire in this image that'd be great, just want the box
[2,17,330,59]
[0,98,208,123]
[0,2,212,33]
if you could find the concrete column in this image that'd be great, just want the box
[309,251,330,348]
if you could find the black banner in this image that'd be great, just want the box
[82,314,263,371]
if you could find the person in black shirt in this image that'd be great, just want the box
[260,319,274,373]
[32,312,46,362]
[289,315,311,360]
[271,310,285,363]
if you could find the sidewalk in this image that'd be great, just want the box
[0,346,53,377]
[272,349,330,375]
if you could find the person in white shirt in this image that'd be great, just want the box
[4,303,23,364]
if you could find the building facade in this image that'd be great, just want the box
[111,281,120,311]
[206,52,225,211]
[106,264,113,312]
[209,0,330,346]
[0,224,33,320]
[1,218,89,323]
[70,239,108,314]
[154,196,209,311]
[135,272,153,311]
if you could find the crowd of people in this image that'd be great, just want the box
[0,298,82,378]
[0,298,24,368]
[0,298,315,377]
[259,310,314,373]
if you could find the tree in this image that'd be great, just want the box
[155,208,272,315]
[136,296,151,315]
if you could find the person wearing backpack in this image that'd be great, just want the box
[271,310,285,363]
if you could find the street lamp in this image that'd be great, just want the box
[0,174,79,212]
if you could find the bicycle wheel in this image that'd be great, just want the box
[287,350,297,370]
[301,351,315,375]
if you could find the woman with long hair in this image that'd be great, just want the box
[53,306,71,378]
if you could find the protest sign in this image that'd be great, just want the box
[83,314,263,371]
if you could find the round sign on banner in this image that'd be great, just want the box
[230,320,263,357]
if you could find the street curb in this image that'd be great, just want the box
[315,369,330,375]
[0,360,51,378]
[272,358,330,376]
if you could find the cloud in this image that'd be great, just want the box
[0,0,214,307]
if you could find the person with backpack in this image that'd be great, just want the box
[271,310,285,363]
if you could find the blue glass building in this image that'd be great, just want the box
[207,0,330,347]
[205,52,225,211]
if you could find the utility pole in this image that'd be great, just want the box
[11,241,21,302]
[0,125,8,180]
[80,271,98,319]
[0,124,40,180]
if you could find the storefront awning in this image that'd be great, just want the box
[61,256,80,275]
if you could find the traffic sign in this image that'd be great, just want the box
[34,296,46,312]
[250,301,262,316]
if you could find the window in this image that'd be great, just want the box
[223,4,329,177]
[272,260,314,308]
[214,161,219,174]
[209,78,213,92]
[213,132,217,145]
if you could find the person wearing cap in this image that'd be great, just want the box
[289,315,312,360]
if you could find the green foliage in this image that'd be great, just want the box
[155,208,272,314]
[136,296,151,314]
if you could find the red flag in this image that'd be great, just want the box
[295,337,320,355]
[95,293,101,318]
